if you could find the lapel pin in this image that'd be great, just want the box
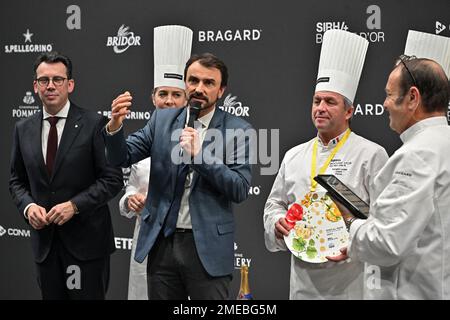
[75,124,78,128]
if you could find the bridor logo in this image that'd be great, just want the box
[198,29,261,42]
[218,94,250,117]
[0,226,6,237]
[12,91,40,118]
[106,24,141,54]
[4,29,53,54]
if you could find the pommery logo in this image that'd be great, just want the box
[106,24,142,54]
[12,91,40,119]
[4,29,53,54]
[218,94,250,117]
[234,242,252,269]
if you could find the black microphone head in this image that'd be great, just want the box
[188,101,202,127]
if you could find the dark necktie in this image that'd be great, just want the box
[163,164,190,237]
[46,116,60,176]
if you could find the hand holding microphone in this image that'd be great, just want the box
[180,101,202,157]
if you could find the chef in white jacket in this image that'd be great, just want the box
[330,31,450,299]
[263,29,388,299]
[117,25,192,299]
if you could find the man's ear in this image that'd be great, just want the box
[218,86,226,100]
[68,79,75,94]
[345,105,354,120]
[408,86,421,110]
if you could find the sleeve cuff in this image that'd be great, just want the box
[23,203,36,219]
[105,123,123,136]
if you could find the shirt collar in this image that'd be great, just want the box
[400,116,448,143]
[317,129,349,148]
[42,100,70,119]
[197,108,215,129]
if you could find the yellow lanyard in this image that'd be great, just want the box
[310,128,351,191]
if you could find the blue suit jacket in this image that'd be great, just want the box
[104,107,252,276]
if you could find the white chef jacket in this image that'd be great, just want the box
[348,117,450,299]
[119,157,150,300]
[264,130,388,299]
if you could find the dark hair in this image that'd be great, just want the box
[184,53,228,87]
[34,51,73,79]
[395,56,449,113]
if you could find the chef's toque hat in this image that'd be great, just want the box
[154,25,193,89]
[315,29,369,104]
[404,30,450,77]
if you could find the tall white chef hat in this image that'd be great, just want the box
[404,30,450,77]
[315,29,369,104]
[154,25,193,90]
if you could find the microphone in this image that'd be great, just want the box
[180,101,202,158]
[187,101,202,128]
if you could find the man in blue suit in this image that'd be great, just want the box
[104,53,253,299]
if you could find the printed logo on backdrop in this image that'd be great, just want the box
[435,21,450,34]
[66,5,81,30]
[107,25,142,54]
[4,29,53,54]
[248,186,261,197]
[122,167,131,190]
[234,242,252,270]
[0,226,6,237]
[218,94,250,117]
[115,237,132,250]
[315,5,385,44]
[353,102,385,116]
[97,109,151,121]
[198,29,261,42]
[12,91,40,119]
[0,225,31,238]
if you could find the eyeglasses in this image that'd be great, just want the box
[35,76,67,87]
[396,54,418,88]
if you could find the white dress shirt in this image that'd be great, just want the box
[176,108,215,229]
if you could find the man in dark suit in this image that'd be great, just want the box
[104,53,253,299]
[9,52,123,300]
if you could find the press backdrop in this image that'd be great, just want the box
[1,0,449,299]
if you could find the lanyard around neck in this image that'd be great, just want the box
[310,128,351,191]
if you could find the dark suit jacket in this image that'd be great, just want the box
[104,107,252,277]
[9,103,123,263]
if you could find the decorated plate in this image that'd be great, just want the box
[284,191,349,263]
